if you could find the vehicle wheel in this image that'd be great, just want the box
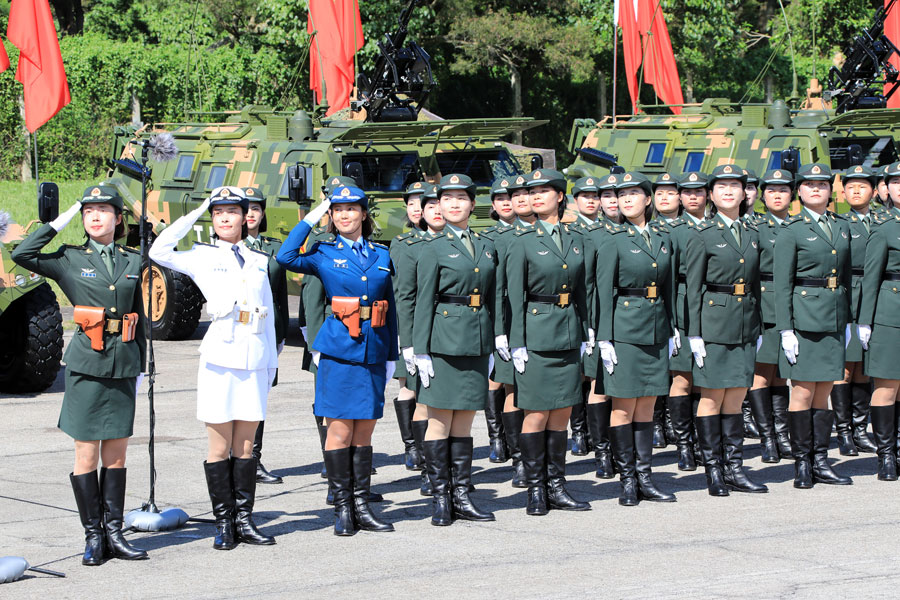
[0,283,63,393]
[142,263,204,340]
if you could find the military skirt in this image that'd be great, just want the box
[198,362,273,423]
[582,344,599,379]
[315,355,387,419]
[693,342,755,389]
[845,321,864,363]
[492,349,515,385]
[418,353,490,411]
[755,324,781,366]
[394,356,410,381]
[668,326,693,372]
[603,342,670,398]
[515,349,581,410]
[60,371,136,441]
[864,325,900,380]
[779,331,844,382]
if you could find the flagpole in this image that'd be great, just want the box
[613,5,619,126]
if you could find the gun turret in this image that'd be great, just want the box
[825,0,900,113]
[352,0,435,122]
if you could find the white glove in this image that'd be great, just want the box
[300,326,308,342]
[780,330,799,365]
[599,340,617,374]
[668,336,678,358]
[689,336,706,368]
[415,354,434,387]
[277,341,285,355]
[386,361,396,381]
[672,329,682,351]
[49,201,82,232]
[511,347,528,373]
[858,324,872,350]
[844,323,851,349]
[488,353,495,376]
[756,336,763,352]
[584,328,595,356]
[495,335,511,361]
[303,199,331,226]
[402,346,417,375]
[312,350,320,366]
[135,372,146,396]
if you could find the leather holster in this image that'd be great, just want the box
[331,296,362,337]
[74,305,106,351]
[122,313,139,342]
[370,300,388,328]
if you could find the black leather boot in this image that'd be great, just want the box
[569,393,589,456]
[70,471,106,565]
[742,395,761,438]
[423,439,452,526]
[691,393,704,465]
[315,412,328,479]
[788,409,814,489]
[895,402,900,456]
[609,424,638,506]
[831,383,857,456]
[721,414,768,493]
[203,460,238,549]
[253,421,283,484]
[520,431,549,515]
[485,388,509,463]
[771,386,793,458]
[586,401,614,479]
[232,457,276,544]
[324,448,356,536]
[393,398,421,470]
[811,409,852,485]
[668,395,697,471]
[871,404,898,481]
[695,415,729,497]
[663,397,676,446]
[351,446,394,531]
[633,421,676,502]
[546,430,591,510]
[99,468,148,560]
[652,397,667,448]
[449,437,495,521]
[747,388,779,463]
[412,419,433,495]
[851,381,878,453]
[502,410,528,487]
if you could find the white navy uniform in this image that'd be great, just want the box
[149,201,278,423]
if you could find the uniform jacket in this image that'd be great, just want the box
[12,223,146,378]
[149,210,278,372]
[506,221,589,351]
[251,236,289,344]
[277,220,399,365]
[685,213,762,344]
[846,211,873,323]
[390,228,426,350]
[859,207,900,328]
[663,216,702,333]
[774,210,851,333]
[754,212,781,326]
[481,221,516,337]
[413,228,498,356]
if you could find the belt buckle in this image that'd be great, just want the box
[646,286,658,299]
[558,292,570,307]
[469,294,481,308]
[733,283,746,296]
[238,310,251,324]
[826,276,838,289]
[360,306,372,320]
[105,319,121,334]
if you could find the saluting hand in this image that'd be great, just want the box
[49,201,82,232]
[857,325,871,350]
[780,330,799,365]
[303,199,332,226]
[599,341,617,374]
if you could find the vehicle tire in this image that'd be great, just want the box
[142,263,204,341]
[0,283,63,393]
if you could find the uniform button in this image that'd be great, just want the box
[562,264,568,269]
[109,285,115,290]
[652,263,657,268]
[110,307,117,313]
[832,249,837,255]
[831,269,836,274]
[893,287,898,292]
[532,309,538,314]
[361,276,367,281]
[473,288,479,293]
[801,291,807,296]
[650,299,655,304]
[362,295,368,300]
[562,284,567,289]
[738,278,744,283]
[651,281,656,286]
[709,300,714,305]
[474,268,480,273]
[739,258,745,264]
[443,311,448,316]
[472,308,477,313]
[761,286,766,292]
[737,298,742,303]
[624,301,629,306]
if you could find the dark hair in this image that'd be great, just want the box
[327,208,375,238]
[210,204,250,240]
[406,216,421,229]
[795,180,832,206]
[82,206,126,241]
[555,190,567,219]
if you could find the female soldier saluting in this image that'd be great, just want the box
[12,185,148,565]
[775,163,853,488]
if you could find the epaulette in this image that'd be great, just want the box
[783,214,804,226]
[563,223,583,235]
[653,223,670,234]
[427,231,447,241]
[117,245,140,254]
[514,225,534,236]
[405,235,424,246]
[480,225,498,236]
[605,221,623,233]
[830,211,847,221]
[667,217,686,228]
[694,220,715,232]
[192,241,217,248]
[394,231,414,242]
[741,219,758,232]
[261,235,280,243]
[370,241,389,250]
[312,226,328,235]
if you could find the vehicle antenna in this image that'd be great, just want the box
[777,0,799,102]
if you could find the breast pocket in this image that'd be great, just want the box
[613,297,646,343]
[792,288,822,329]
[701,293,730,340]
[874,283,900,327]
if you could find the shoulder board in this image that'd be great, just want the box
[694,220,715,231]
[192,241,217,248]
[370,241,389,250]
[586,221,605,232]
[116,245,140,254]
[741,219,758,232]
[312,226,329,235]
[64,243,89,250]
[394,231,414,242]
[426,231,447,241]
[563,224,582,235]
[405,235,424,245]
[783,214,804,226]
[514,226,534,236]
[830,211,847,221]
[480,225,498,235]
[248,247,270,258]
[261,235,281,243]
[653,223,670,234]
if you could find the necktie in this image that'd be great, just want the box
[818,215,832,241]
[352,241,366,265]
[100,246,114,277]
[640,229,651,250]
[460,231,475,258]
[550,226,563,252]
[731,223,742,246]
[862,214,870,234]
[249,239,261,251]
[232,244,245,268]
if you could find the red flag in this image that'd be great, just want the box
[638,0,684,114]
[887,0,900,108]
[0,39,9,73]
[616,0,642,114]
[7,0,70,132]
[308,0,364,116]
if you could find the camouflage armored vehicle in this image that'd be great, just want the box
[0,208,63,392]
[566,2,900,211]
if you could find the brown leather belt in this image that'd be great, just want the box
[706,283,747,296]
[438,294,482,308]
[795,276,839,289]
[616,286,659,299]
[527,293,571,307]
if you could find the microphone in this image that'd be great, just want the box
[135,132,179,162]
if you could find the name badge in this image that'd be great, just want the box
[332,259,348,269]
[80,268,96,278]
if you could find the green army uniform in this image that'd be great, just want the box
[663,215,702,372]
[842,165,879,363]
[390,228,425,380]
[481,220,516,385]
[860,206,900,379]
[11,188,145,441]
[774,168,852,382]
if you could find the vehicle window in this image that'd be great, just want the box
[341,153,420,192]
[206,165,227,190]
[645,142,666,165]
[767,151,782,171]
[683,152,704,173]
[173,155,195,179]
[435,149,521,187]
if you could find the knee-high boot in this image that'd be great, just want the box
[721,414,768,493]
[811,409,852,485]
[502,410,527,487]
[569,389,589,456]
[411,419,433,496]
[771,386,793,458]
[203,460,238,549]
[253,421,283,484]
[831,383,857,456]
[449,437,495,521]
[747,388,779,463]
[652,397,667,448]
[351,446,394,531]
[423,439,452,526]
[484,388,509,463]
[232,457,276,544]
[393,398,421,470]
[742,393,761,438]
[633,421,676,502]
[586,401,614,478]
[324,448,356,536]
[871,404,898,481]
[99,467,148,560]
[694,415,729,496]
[851,381,878,453]
[519,431,549,515]
[691,393,703,465]
[788,409,814,489]
[70,471,106,565]
[546,430,590,510]
[668,395,697,471]
[609,424,638,506]
[315,410,328,479]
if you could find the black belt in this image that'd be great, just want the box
[705,283,748,296]
[852,268,864,277]
[616,286,659,299]
[527,293,571,307]
[759,272,773,282]
[438,294,482,307]
[795,276,839,289]
[885,272,900,281]
[677,274,686,284]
